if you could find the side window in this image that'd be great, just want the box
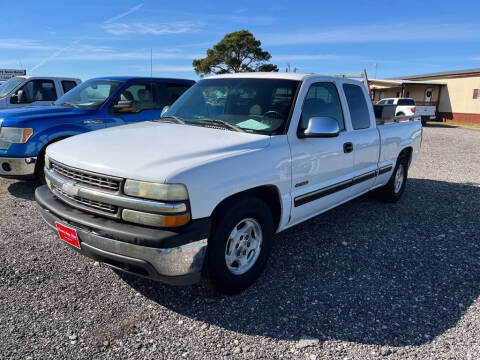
[61,80,77,94]
[343,84,371,130]
[386,99,395,105]
[300,82,345,131]
[20,79,57,102]
[398,99,415,106]
[166,84,191,105]
[116,82,162,112]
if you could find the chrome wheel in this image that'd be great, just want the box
[394,164,404,194]
[225,218,263,275]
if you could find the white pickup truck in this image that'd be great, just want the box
[35,73,422,294]
[377,97,436,125]
[0,76,81,108]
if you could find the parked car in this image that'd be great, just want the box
[0,76,194,181]
[0,76,81,108]
[35,73,422,294]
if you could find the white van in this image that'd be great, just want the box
[0,76,81,109]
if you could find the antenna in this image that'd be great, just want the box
[150,48,153,96]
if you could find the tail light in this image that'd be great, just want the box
[411,107,416,114]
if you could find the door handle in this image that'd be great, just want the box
[343,142,353,153]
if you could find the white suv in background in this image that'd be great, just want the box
[377,98,416,117]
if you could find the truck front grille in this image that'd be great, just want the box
[52,184,119,216]
[51,161,121,192]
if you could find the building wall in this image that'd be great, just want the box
[432,76,480,124]
[434,76,480,113]
[372,84,440,103]
[405,84,440,103]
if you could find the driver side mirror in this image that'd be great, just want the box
[112,100,135,114]
[299,117,340,138]
[10,90,26,104]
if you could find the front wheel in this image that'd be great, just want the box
[205,197,274,295]
[34,151,46,185]
[378,158,408,203]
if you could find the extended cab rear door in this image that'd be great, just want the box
[288,77,355,225]
[340,80,380,196]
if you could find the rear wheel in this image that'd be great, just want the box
[378,156,408,203]
[205,197,274,295]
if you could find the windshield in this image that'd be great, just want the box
[54,79,122,109]
[0,77,25,98]
[163,78,300,134]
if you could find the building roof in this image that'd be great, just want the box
[387,68,480,80]
[369,78,446,87]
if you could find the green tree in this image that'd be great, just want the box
[192,30,278,76]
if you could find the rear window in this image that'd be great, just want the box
[343,84,371,130]
[397,98,415,106]
[166,84,192,105]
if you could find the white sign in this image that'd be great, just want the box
[0,69,26,81]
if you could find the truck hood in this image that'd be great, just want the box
[0,106,94,126]
[47,122,271,182]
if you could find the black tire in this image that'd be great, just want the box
[378,155,408,203]
[205,197,274,295]
[396,112,405,117]
[34,151,46,185]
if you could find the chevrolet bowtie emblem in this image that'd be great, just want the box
[62,182,80,197]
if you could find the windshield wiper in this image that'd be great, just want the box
[197,119,245,132]
[157,115,186,124]
[58,102,80,108]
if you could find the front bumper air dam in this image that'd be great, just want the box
[0,156,36,177]
[35,186,210,286]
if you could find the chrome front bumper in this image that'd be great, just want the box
[0,156,36,176]
[36,186,209,286]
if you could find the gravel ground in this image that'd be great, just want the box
[1,125,479,359]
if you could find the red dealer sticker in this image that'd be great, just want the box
[55,222,81,249]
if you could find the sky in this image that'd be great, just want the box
[1,0,480,81]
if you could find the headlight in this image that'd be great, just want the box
[0,118,4,126]
[124,180,188,201]
[45,154,51,169]
[0,127,34,144]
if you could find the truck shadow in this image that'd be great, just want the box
[122,178,480,347]
[7,180,37,201]
[424,122,458,128]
